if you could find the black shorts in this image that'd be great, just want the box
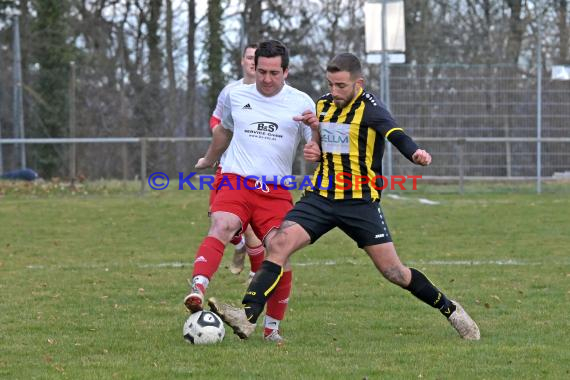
[285,191,392,248]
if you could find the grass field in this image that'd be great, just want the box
[1,181,569,379]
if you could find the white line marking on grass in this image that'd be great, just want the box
[293,260,339,266]
[387,194,410,201]
[387,194,440,205]
[25,258,556,271]
[407,259,540,266]
[418,198,440,205]
[138,262,190,268]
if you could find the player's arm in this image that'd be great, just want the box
[195,126,232,169]
[370,102,431,166]
[303,140,321,162]
[295,108,322,162]
[387,129,431,166]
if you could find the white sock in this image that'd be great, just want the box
[192,275,209,289]
[264,315,280,331]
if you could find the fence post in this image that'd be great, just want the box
[12,15,26,169]
[0,43,4,174]
[140,138,147,194]
[69,61,77,180]
[458,139,465,195]
[536,14,543,194]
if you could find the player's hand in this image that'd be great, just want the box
[303,141,321,162]
[195,157,216,170]
[294,110,319,130]
[412,149,432,166]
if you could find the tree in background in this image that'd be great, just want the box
[32,0,73,177]
[187,0,197,135]
[1,0,569,178]
[206,0,224,112]
[147,0,162,136]
[557,0,569,63]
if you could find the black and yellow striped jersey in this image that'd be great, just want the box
[308,88,408,201]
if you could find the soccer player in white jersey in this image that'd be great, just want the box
[208,43,266,281]
[184,40,321,342]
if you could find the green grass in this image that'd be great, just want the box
[1,181,569,379]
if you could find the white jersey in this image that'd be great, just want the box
[221,84,314,181]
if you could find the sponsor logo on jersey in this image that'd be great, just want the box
[242,103,252,110]
[251,121,279,133]
[320,122,350,153]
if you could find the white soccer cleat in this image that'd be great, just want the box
[208,297,256,339]
[263,329,284,343]
[448,300,480,340]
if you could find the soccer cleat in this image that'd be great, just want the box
[208,297,256,339]
[229,245,247,275]
[263,329,284,343]
[183,283,205,313]
[448,300,480,340]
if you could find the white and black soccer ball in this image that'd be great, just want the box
[183,311,225,345]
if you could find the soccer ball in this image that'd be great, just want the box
[183,311,225,345]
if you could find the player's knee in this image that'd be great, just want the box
[265,234,290,264]
[209,216,240,242]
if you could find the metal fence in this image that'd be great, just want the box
[1,64,569,192]
[1,137,569,194]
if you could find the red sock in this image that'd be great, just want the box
[230,233,243,246]
[191,236,225,279]
[266,270,292,321]
[246,244,265,273]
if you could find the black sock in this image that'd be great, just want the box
[242,260,283,323]
[406,268,456,318]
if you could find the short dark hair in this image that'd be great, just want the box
[327,53,362,78]
[243,43,258,56]
[255,40,289,70]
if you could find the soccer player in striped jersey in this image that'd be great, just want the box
[216,53,480,341]
[207,43,265,281]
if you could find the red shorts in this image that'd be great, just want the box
[210,173,293,241]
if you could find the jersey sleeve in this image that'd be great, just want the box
[212,85,229,121]
[364,102,400,138]
[209,115,221,130]
[221,89,234,132]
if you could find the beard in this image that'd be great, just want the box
[332,85,357,109]
[333,99,348,108]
